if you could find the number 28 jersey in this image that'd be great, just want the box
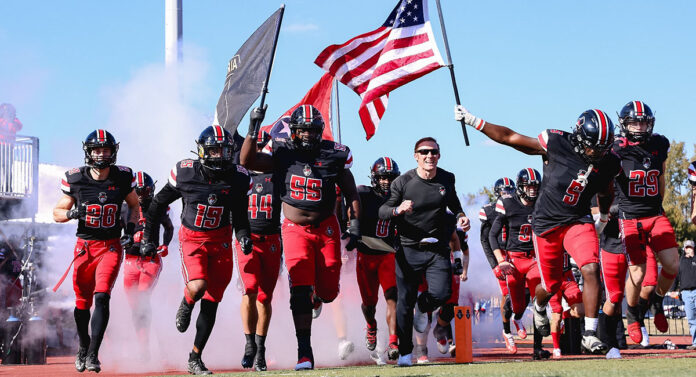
[533,129,621,236]
[61,165,135,240]
[263,138,353,213]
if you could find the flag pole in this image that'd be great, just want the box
[258,4,285,109]
[333,79,342,144]
[434,0,470,146]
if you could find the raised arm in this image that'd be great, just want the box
[239,106,274,172]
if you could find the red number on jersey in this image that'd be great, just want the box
[628,169,659,197]
[248,194,273,219]
[562,180,585,205]
[376,219,390,238]
[518,223,532,242]
[194,204,224,229]
[84,204,118,228]
[289,175,322,201]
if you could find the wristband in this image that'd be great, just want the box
[393,207,399,216]
[453,250,463,260]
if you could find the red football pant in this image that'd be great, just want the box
[533,223,598,294]
[620,215,678,266]
[178,226,233,303]
[642,246,658,287]
[504,252,540,314]
[123,254,162,306]
[235,233,282,304]
[72,238,123,310]
[549,269,582,314]
[282,216,341,302]
[356,252,396,306]
[600,250,627,304]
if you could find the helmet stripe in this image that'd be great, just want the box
[593,109,608,145]
[383,157,392,171]
[526,168,536,182]
[634,101,644,116]
[97,129,105,143]
[303,105,312,123]
[213,125,224,141]
[137,171,143,187]
[503,177,510,186]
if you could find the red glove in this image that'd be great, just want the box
[493,265,506,280]
[157,245,169,258]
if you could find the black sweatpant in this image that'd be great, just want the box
[395,245,452,355]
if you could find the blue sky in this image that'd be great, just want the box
[2,0,696,200]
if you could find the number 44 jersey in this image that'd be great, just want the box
[533,129,621,236]
[248,172,281,234]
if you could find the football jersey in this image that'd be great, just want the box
[688,161,696,186]
[165,159,252,232]
[125,205,171,256]
[61,165,135,240]
[264,138,352,213]
[247,172,281,235]
[613,134,669,219]
[492,195,534,253]
[357,185,397,254]
[533,129,622,236]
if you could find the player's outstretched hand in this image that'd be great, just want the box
[493,265,506,280]
[240,236,253,255]
[454,105,485,129]
[498,261,516,276]
[457,215,471,232]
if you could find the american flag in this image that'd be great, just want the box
[314,0,444,140]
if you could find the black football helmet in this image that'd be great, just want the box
[83,129,119,169]
[516,168,541,202]
[371,157,400,196]
[289,104,324,150]
[196,125,234,171]
[618,101,654,143]
[134,171,155,202]
[493,177,516,198]
[571,109,615,163]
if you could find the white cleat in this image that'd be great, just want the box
[338,339,354,360]
[640,327,650,347]
[398,353,413,367]
[369,351,386,365]
[606,347,622,359]
[552,348,562,359]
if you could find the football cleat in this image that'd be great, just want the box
[651,300,669,333]
[433,323,450,354]
[582,331,609,354]
[254,347,267,372]
[188,352,212,375]
[365,327,377,351]
[312,297,323,319]
[295,356,314,371]
[241,341,257,369]
[503,331,517,354]
[640,327,650,347]
[387,342,400,361]
[85,353,101,373]
[338,339,354,360]
[513,319,527,339]
[533,304,550,337]
[397,353,412,366]
[606,347,622,359]
[75,347,88,373]
[552,348,562,359]
[533,348,551,360]
[626,322,643,344]
[176,298,194,333]
[369,350,386,365]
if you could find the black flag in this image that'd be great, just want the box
[214,7,283,133]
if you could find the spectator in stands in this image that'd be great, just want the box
[0,103,22,193]
[668,240,696,349]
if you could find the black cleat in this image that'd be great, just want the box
[241,342,257,369]
[176,298,194,333]
[75,347,88,372]
[254,347,267,371]
[188,352,213,375]
[533,348,551,360]
[85,353,101,373]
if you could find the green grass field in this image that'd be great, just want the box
[161,356,696,377]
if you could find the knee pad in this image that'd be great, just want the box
[439,303,455,323]
[94,292,110,308]
[660,269,677,280]
[290,286,313,314]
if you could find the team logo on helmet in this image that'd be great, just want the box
[98,192,107,204]
[255,183,264,193]
[303,164,312,177]
[439,186,446,196]
[208,193,218,205]
[642,157,652,170]
[326,226,333,236]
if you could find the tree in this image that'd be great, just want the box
[466,186,496,206]
[663,140,696,244]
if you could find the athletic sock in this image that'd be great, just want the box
[296,329,312,357]
[503,320,512,334]
[389,334,399,344]
[551,331,561,349]
[584,317,598,332]
[74,308,91,349]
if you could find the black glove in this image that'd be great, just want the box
[341,219,361,251]
[248,105,267,137]
[139,241,157,257]
[66,203,87,220]
[240,236,253,255]
[120,222,136,249]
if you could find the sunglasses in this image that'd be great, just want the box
[416,149,440,156]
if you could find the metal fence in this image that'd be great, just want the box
[0,135,39,219]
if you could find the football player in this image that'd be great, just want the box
[240,105,360,370]
[548,253,583,358]
[237,132,282,371]
[612,101,679,344]
[140,125,252,375]
[456,105,620,354]
[122,171,173,360]
[53,130,139,373]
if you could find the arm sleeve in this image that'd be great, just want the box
[144,183,181,244]
[378,177,403,219]
[479,220,498,270]
[231,175,251,241]
[160,214,175,246]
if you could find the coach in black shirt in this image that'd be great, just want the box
[379,137,470,365]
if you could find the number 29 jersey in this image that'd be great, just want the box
[533,129,621,236]
[264,138,353,213]
[61,165,135,240]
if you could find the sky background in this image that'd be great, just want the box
[2,0,696,198]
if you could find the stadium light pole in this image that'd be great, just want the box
[165,0,183,67]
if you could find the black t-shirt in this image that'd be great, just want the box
[379,168,464,248]
[613,134,669,219]
[62,165,135,240]
[490,195,534,253]
[248,172,281,235]
[357,185,397,254]
[533,129,621,235]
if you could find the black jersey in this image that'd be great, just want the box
[479,202,505,269]
[61,165,135,240]
[490,195,534,253]
[126,205,173,256]
[248,172,281,235]
[263,138,353,213]
[533,129,621,235]
[600,204,623,254]
[143,159,251,242]
[357,185,397,254]
[379,168,465,248]
[613,134,669,219]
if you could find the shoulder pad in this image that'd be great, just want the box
[117,165,132,173]
[333,142,347,151]
[495,198,506,214]
[179,159,195,168]
[236,165,249,175]
[64,167,83,183]
[478,207,488,221]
